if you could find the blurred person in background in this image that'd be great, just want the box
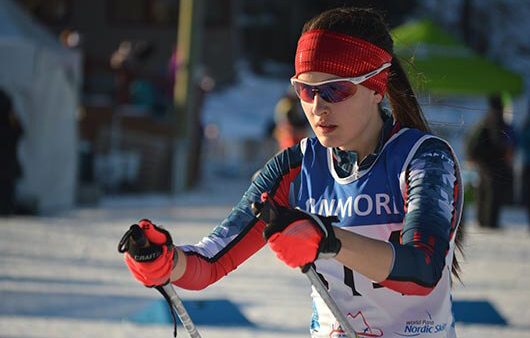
[0,88,24,216]
[466,94,515,229]
[110,40,168,116]
[119,7,464,337]
[270,88,311,150]
[110,40,136,105]
[520,111,530,228]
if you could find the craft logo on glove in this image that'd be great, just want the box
[133,246,163,262]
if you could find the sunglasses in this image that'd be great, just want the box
[290,62,391,103]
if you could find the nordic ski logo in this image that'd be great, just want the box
[329,311,383,337]
[395,312,447,336]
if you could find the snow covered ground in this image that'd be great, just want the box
[0,170,529,338]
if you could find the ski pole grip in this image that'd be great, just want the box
[130,224,148,247]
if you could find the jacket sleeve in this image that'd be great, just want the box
[173,145,304,290]
[380,137,462,295]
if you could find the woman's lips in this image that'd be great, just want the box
[316,123,337,134]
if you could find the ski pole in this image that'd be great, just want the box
[303,265,358,338]
[161,283,202,338]
[250,196,357,338]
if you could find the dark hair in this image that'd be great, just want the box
[303,7,464,281]
[302,7,430,133]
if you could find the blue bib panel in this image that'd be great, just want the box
[295,128,426,228]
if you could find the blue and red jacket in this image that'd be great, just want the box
[174,113,463,337]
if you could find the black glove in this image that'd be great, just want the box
[118,220,173,261]
[252,193,341,268]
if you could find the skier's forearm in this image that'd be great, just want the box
[334,228,394,282]
[170,247,187,281]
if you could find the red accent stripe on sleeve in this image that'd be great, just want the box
[273,166,301,208]
[172,165,302,290]
[172,219,267,290]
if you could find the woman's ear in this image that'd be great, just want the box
[372,91,384,104]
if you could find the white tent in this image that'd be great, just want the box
[0,0,81,213]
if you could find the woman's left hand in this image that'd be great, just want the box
[252,196,341,268]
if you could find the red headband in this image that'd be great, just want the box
[295,30,393,94]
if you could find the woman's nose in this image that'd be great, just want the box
[311,94,329,116]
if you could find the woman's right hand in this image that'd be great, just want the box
[118,219,176,287]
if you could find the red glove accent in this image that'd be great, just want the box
[139,219,167,245]
[267,219,323,268]
[122,219,175,287]
[252,194,341,269]
[125,245,174,286]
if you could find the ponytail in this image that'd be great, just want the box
[386,57,430,132]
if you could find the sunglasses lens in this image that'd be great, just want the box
[292,82,315,103]
[292,80,357,103]
[319,81,357,103]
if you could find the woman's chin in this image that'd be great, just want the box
[316,135,342,148]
